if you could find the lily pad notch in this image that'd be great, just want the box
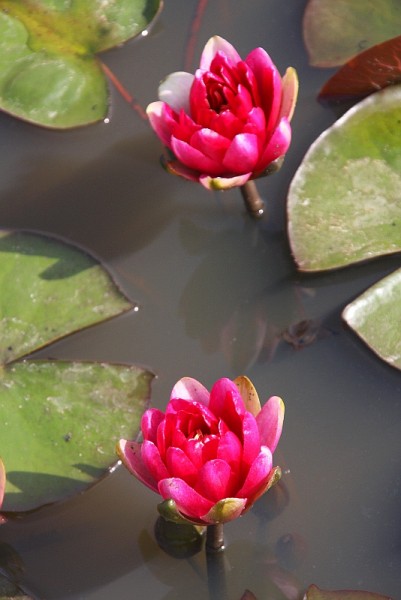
[0,229,153,512]
[0,0,162,128]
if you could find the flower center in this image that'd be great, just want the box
[208,85,228,112]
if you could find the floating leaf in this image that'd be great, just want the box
[0,360,153,511]
[0,230,153,512]
[287,85,401,272]
[343,268,401,370]
[0,573,33,600]
[303,0,401,67]
[305,584,393,600]
[0,0,162,128]
[0,229,132,363]
[320,35,401,100]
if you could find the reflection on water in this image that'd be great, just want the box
[0,0,401,598]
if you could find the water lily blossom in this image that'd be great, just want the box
[117,376,284,525]
[147,35,298,190]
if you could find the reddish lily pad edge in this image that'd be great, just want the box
[305,583,394,599]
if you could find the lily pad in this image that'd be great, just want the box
[0,0,161,128]
[0,230,133,363]
[303,0,401,67]
[0,360,152,511]
[287,85,401,272]
[0,573,32,600]
[0,229,153,512]
[319,35,401,100]
[343,268,401,370]
[305,584,393,600]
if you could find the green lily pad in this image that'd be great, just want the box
[343,268,401,370]
[287,85,401,272]
[305,584,393,600]
[0,360,152,511]
[303,0,401,67]
[0,0,161,128]
[0,230,133,363]
[0,230,153,512]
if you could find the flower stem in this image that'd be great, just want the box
[240,181,265,218]
[206,523,225,553]
[206,524,227,600]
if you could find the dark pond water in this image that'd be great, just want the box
[0,1,401,598]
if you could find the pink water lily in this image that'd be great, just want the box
[147,35,298,190]
[117,376,284,525]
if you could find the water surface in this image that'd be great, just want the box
[0,1,400,598]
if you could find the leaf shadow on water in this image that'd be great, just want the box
[135,479,303,600]
[0,133,185,262]
[0,468,164,599]
[4,469,104,513]
[178,217,326,372]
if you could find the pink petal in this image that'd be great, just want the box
[256,395,285,452]
[200,36,241,71]
[166,447,198,485]
[245,47,282,133]
[236,60,261,106]
[158,477,214,520]
[170,377,209,404]
[209,378,246,435]
[157,413,175,460]
[237,446,273,501]
[141,408,165,443]
[117,440,159,493]
[158,71,194,113]
[190,128,231,164]
[217,430,242,470]
[279,67,299,122]
[255,117,291,173]
[201,435,220,463]
[212,57,240,89]
[189,75,210,122]
[167,399,217,431]
[223,133,259,174]
[200,172,252,190]
[210,109,244,137]
[252,465,281,505]
[196,459,232,502]
[244,107,266,134]
[141,439,170,482]
[146,101,177,148]
[226,84,254,120]
[171,427,187,450]
[241,411,261,468]
[171,136,222,176]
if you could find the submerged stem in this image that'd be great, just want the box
[206,524,227,600]
[240,180,265,218]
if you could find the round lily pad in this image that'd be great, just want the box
[287,85,401,272]
[343,268,401,370]
[0,0,162,127]
[0,360,153,512]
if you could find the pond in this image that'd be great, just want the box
[0,0,400,598]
